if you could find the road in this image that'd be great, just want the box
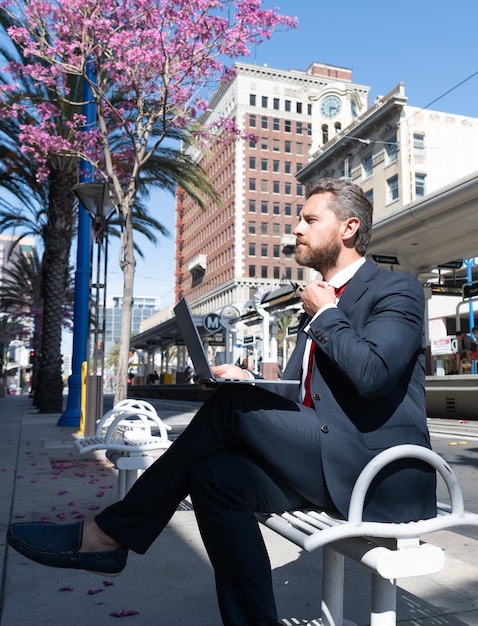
[428,418,478,538]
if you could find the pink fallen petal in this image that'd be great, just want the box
[103,581,114,587]
[58,490,68,495]
[59,585,74,592]
[87,588,103,595]
[89,505,100,511]
[95,491,104,498]
[109,609,140,617]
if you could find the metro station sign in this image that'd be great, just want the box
[463,282,478,299]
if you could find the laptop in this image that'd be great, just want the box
[173,298,299,385]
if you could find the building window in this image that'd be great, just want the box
[273,267,280,279]
[387,175,399,203]
[249,199,256,213]
[307,123,312,136]
[273,202,280,215]
[413,133,425,159]
[261,116,268,129]
[284,141,291,153]
[273,244,280,257]
[296,102,302,114]
[273,160,280,172]
[386,135,398,162]
[261,222,268,235]
[322,124,329,144]
[415,173,426,198]
[284,161,292,174]
[261,179,268,192]
[297,268,304,281]
[273,139,280,152]
[249,156,256,169]
[362,154,373,179]
[365,189,373,206]
[261,243,268,257]
[273,223,280,235]
[285,203,292,216]
[261,200,268,213]
[284,267,292,279]
[249,265,256,277]
[296,121,303,134]
[273,97,279,110]
[249,94,256,106]
[249,178,256,191]
[261,95,268,108]
[249,242,256,256]
[261,158,268,171]
[296,143,303,155]
[297,183,303,196]
[249,114,256,127]
[261,266,268,278]
[249,138,257,148]
[284,224,292,234]
[260,137,268,150]
[248,221,256,234]
[273,180,280,193]
[273,118,280,131]
[285,99,291,112]
[284,120,291,133]
[296,203,303,216]
[307,103,312,115]
[284,182,292,195]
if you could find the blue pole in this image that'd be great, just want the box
[58,62,95,426]
[464,258,476,335]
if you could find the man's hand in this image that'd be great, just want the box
[211,364,251,380]
[301,281,336,317]
[193,364,251,388]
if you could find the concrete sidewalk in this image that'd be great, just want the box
[1,394,478,625]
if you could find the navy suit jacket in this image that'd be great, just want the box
[273,259,436,522]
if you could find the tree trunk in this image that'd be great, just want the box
[34,161,76,413]
[114,208,135,404]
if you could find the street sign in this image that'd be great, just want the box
[438,260,463,269]
[463,282,478,299]
[243,336,254,345]
[371,254,400,265]
[203,312,221,332]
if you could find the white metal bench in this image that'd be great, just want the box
[258,444,478,626]
[74,401,172,499]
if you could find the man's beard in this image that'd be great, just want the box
[295,237,341,273]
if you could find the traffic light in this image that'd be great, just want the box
[29,350,35,364]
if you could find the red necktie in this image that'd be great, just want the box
[302,283,348,408]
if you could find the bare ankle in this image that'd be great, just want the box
[80,519,123,552]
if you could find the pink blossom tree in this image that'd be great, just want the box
[0,0,297,402]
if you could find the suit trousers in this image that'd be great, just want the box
[96,384,333,626]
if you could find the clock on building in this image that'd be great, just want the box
[320,95,341,118]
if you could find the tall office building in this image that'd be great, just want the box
[103,295,161,355]
[176,61,370,315]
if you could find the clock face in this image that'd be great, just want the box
[320,95,341,118]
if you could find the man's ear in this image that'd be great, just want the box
[341,217,360,243]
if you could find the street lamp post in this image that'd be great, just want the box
[71,182,116,436]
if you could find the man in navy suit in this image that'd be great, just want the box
[8,178,436,626]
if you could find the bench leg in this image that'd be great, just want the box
[117,469,127,500]
[320,545,345,626]
[370,573,396,626]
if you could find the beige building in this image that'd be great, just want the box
[298,82,478,239]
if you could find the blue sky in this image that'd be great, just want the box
[107,0,478,309]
